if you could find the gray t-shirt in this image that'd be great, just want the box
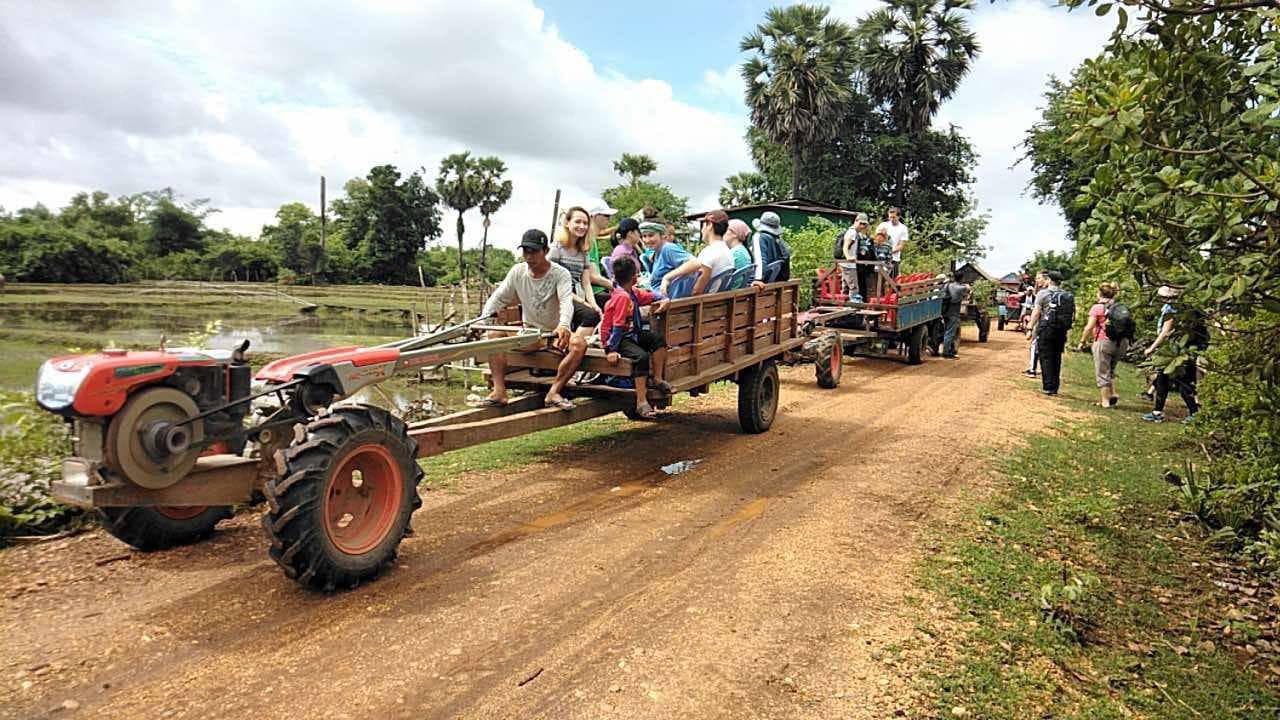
[481,262,574,331]
[547,243,588,293]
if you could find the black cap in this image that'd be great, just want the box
[616,217,639,237]
[519,228,549,252]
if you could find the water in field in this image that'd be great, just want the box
[0,282,487,414]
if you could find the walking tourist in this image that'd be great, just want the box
[1077,282,1134,408]
[1027,270,1073,396]
[1142,285,1207,423]
[940,272,970,358]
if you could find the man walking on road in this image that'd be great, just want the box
[939,272,969,358]
[1027,270,1073,396]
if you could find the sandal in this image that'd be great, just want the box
[634,403,658,419]
[544,396,575,411]
[475,396,507,407]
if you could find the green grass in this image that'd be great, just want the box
[914,352,1280,718]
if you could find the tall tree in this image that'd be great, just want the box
[612,153,658,187]
[261,203,324,278]
[435,152,482,294]
[856,0,980,207]
[719,171,774,207]
[332,164,441,284]
[474,156,513,277]
[741,5,859,197]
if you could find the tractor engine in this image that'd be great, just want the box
[36,345,253,489]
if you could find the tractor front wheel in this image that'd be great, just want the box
[264,405,423,592]
[814,332,843,389]
[99,505,233,551]
[738,361,780,434]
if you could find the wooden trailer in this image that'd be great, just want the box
[412,280,809,455]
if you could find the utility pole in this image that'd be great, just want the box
[317,175,326,285]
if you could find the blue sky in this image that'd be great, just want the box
[0,0,1113,275]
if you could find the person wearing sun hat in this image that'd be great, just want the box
[749,210,789,286]
[1143,285,1206,423]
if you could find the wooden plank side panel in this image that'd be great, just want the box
[412,399,621,457]
[501,350,635,377]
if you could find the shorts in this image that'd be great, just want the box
[570,300,601,331]
[616,330,665,376]
[1092,337,1128,387]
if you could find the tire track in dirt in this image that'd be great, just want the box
[1,328,1067,719]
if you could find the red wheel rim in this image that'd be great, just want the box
[155,505,207,520]
[831,339,843,377]
[321,444,401,556]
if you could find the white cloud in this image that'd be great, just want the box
[0,0,749,254]
[700,64,744,103]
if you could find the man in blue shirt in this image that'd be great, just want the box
[642,221,691,289]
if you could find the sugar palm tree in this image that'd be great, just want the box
[612,153,658,187]
[857,0,980,206]
[741,5,859,198]
[474,156,513,280]
[436,152,481,301]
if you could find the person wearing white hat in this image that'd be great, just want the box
[1142,285,1204,423]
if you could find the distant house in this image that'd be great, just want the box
[956,262,1021,290]
[998,272,1025,290]
[687,197,861,233]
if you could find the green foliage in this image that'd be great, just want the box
[612,153,658,187]
[261,202,323,277]
[741,4,859,197]
[0,392,77,540]
[856,0,980,206]
[474,155,513,275]
[436,152,483,286]
[1,222,134,283]
[1021,2,1280,566]
[781,216,839,308]
[718,171,774,207]
[601,180,689,223]
[419,247,515,286]
[335,164,443,285]
[1019,249,1079,288]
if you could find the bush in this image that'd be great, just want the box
[0,392,77,540]
[781,216,839,309]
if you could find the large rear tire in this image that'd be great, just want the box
[814,332,843,389]
[99,505,233,551]
[264,405,423,592]
[737,361,780,434]
[907,324,927,365]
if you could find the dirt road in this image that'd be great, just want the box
[2,328,1062,719]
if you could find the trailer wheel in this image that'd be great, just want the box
[264,405,423,592]
[926,320,944,357]
[814,332,843,389]
[977,313,991,343]
[907,324,927,365]
[738,361,779,434]
[997,314,1006,332]
[99,505,233,551]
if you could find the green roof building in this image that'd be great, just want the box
[686,198,861,232]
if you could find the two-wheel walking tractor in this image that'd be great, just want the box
[800,261,947,367]
[35,281,826,592]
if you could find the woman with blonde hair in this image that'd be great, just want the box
[551,206,614,312]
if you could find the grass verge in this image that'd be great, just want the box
[914,351,1280,718]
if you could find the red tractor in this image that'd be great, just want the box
[35,320,536,591]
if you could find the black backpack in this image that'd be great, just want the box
[1040,288,1076,334]
[1104,302,1136,342]
[832,228,850,260]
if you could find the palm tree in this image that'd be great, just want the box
[741,5,858,198]
[719,171,773,207]
[857,0,980,206]
[436,152,481,301]
[612,153,658,187]
[474,156,513,280]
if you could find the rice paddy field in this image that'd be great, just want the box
[0,281,489,411]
